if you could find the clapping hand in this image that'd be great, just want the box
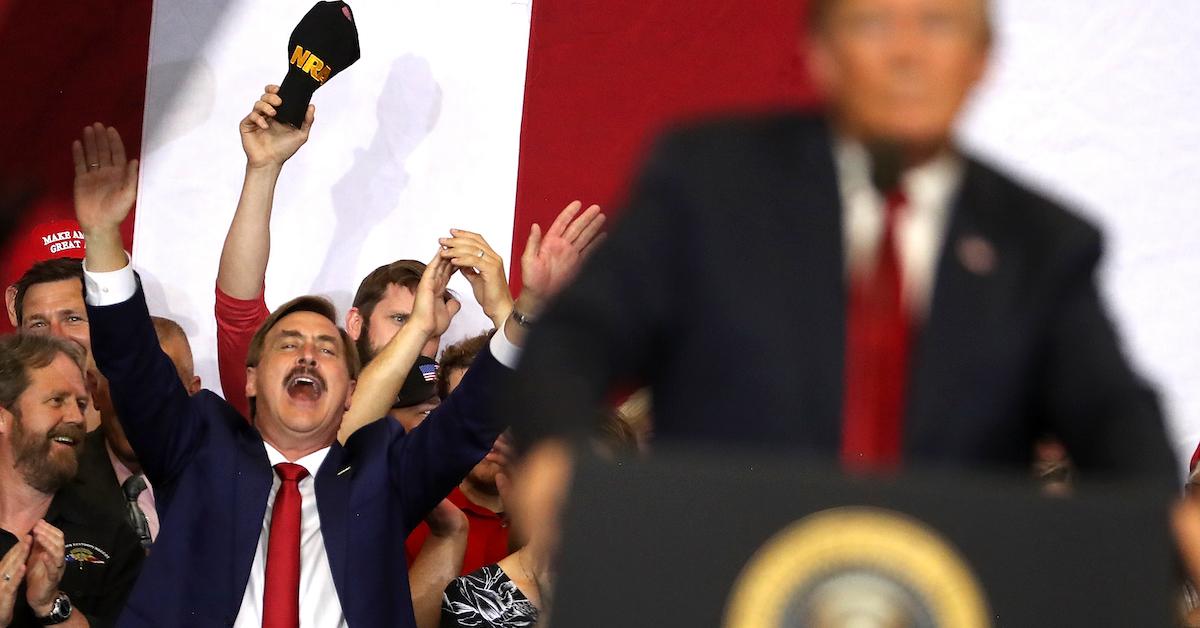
[520,201,605,312]
[408,252,460,339]
[24,521,66,618]
[438,230,514,329]
[0,539,30,627]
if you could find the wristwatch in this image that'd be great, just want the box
[37,591,72,625]
[511,308,536,329]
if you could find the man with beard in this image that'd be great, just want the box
[0,334,143,627]
[8,258,101,433]
[9,257,192,552]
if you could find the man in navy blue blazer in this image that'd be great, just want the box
[508,0,1176,482]
[68,122,543,627]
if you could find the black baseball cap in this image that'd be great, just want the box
[276,1,361,128]
[393,356,439,409]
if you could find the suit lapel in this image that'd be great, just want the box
[315,443,352,617]
[231,426,273,609]
[905,159,1014,457]
[775,117,847,452]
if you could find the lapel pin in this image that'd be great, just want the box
[957,235,996,276]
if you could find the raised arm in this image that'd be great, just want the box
[217,86,314,298]
[507,152,677,450]
[215,88,314,416]
[337,252,455,443]
[388,203,606,531]
[74,124,203,488]
[436,229,516,330]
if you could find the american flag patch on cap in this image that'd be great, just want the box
[419,363,438,382]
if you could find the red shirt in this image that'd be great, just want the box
[214,285,269,420]
[405,487,510,576]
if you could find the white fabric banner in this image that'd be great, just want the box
[960,0,1200,471]
[135,0,532,398]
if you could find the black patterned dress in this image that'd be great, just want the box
[441,563,540,628]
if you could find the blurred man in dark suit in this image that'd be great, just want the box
[511,0,1175,481]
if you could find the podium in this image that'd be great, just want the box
[551,449,1176,627]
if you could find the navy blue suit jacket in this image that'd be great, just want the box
[88,286,507,627]
[511,113,1176,483]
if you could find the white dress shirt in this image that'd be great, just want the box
[105,440,159,541]
[835,138,965,317]
[234,444,346,628]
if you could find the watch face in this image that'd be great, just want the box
[41,592,72,624]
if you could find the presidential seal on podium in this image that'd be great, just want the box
[724,507,991,628]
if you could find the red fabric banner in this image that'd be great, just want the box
[510,0,820,292]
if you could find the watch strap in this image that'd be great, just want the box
[37,591,72,625]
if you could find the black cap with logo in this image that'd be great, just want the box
[276,1,361,128]
[393,355,439,409]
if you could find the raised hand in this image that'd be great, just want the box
[521,201,605,310]
[72,123,138,235]
[408,253,458,338]
[0,539,30,627]
[24,521,65,617]
[439,229,514,329]
[240,85,315,170]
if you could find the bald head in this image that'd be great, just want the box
[152,316,201,395]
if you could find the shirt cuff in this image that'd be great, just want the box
[82,257,137,306]
[488,324,522,369]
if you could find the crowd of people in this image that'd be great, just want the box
[1,0,1197,626]
[0,69,621,625]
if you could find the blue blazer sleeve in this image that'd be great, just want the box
[86,284,208,493]
[382,344,509,532]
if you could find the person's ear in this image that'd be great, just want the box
[345,308,363,341]
[245,366,257,398]
[344,379,356,412]
[5,285,19,327]
[0,405,13,435]
[86,369,101,398]
[966,41,991,89]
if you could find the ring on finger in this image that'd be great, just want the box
[477,249,485,258]
[88,162,100,170]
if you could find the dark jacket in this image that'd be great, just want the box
[511,113,1175,482]
[88,285,508,627]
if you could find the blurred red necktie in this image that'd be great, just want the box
[262,462,309,628]
[842,188,911,471]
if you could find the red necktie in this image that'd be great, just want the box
[262,462,309,628]
[841,188,912,471]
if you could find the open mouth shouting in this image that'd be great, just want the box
[283,366,327,404]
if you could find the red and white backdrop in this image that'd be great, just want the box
[4,1,1199,473]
